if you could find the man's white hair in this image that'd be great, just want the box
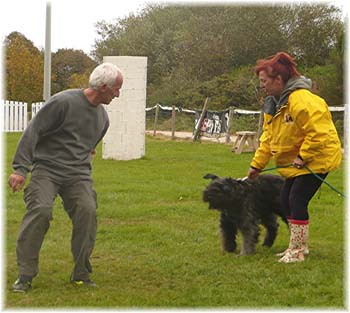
[89,63,122,90]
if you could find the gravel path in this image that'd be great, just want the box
[145,130,236,144]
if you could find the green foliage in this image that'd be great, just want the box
[185,66,259,110]
[93,4,344,108]
[51,49,97,93]
[93,5,286,84]
[282,4,343,66]
[231,114,261,133]
[333,114,344,146]
[4,32,44,103]
[148,65,259,110]
[4,34,97,101]
[303,64,343,107]
[5,133,345,308]
[146,110,195,132]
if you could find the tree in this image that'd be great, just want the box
[4,32,44,103]
[92,4,344,108]
[281,4,343,66]
[68,71,92,89]
[51,49,97,94]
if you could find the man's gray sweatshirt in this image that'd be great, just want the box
[12,89,110,178]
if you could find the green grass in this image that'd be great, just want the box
[4,132,346,309]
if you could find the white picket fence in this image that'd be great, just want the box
[2,100,44,132]
[32,102,45,118]
[2,101,28,132]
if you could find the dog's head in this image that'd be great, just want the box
[202,173,247,212]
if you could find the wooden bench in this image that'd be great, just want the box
[232,131,258,154]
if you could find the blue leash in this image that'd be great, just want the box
[261,163,346,199]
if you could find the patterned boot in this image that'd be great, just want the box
[276,219,309,257]
[278,220,309,263]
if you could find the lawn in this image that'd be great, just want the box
[4,132,346,309]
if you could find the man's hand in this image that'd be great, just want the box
[8,173,26,192]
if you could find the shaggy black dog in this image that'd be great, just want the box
[203,173,288,255]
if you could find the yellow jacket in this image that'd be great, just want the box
[251,89,342,178]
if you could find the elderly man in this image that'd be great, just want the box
[8,62,123,292]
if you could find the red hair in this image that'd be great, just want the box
[255,52,300,83]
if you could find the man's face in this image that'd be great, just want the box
[102,74,123,105]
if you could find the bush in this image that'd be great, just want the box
[303,64,344,106]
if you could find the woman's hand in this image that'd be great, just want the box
[247,167,261,179]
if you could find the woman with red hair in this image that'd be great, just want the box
[247,52,342,263]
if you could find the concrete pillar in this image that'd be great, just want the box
[102,56,147,160]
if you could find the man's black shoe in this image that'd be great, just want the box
[70,278,97,287]
[12,277,32,293]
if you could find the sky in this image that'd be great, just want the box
[0,0,148,55]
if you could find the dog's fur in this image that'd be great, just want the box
[203,173,288,255]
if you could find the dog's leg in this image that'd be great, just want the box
[239,222,259,255]
[219,213,237,253]
[261,214,279,247]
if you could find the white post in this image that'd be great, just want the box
[345,104,349,159]
[9,102,14,132]
[43,2,51,101]
[4,101,10,131]
[102,56,148,160]
[23,102,28,129]
[14,101,19,131]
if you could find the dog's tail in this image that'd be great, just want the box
[203,173,219,180]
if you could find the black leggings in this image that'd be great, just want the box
[281,173,328,221]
